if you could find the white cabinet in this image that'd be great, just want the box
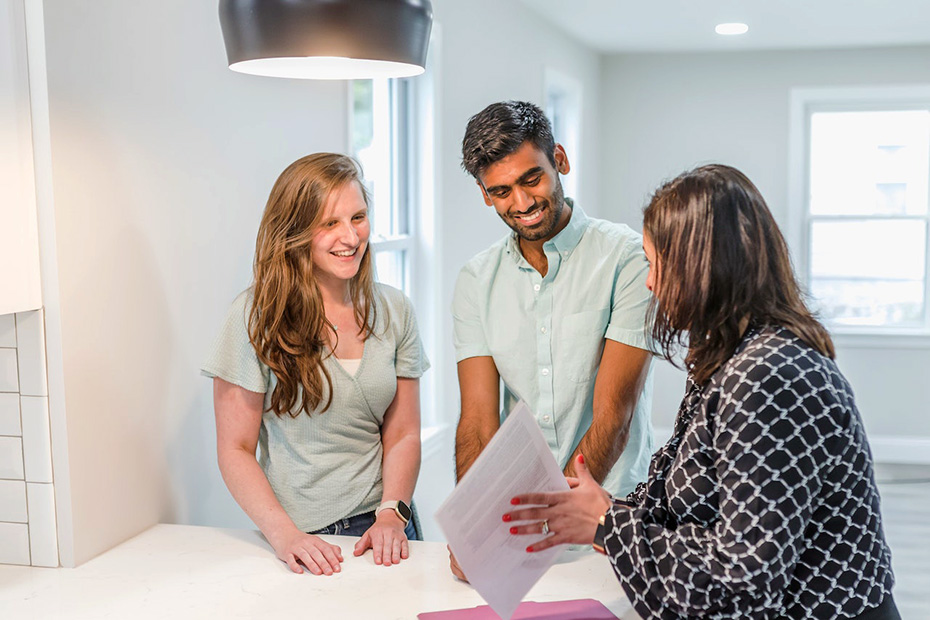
[0,0,42,315]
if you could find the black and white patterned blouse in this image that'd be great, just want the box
[605,326,895,618]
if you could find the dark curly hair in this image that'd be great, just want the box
[461,100,556,179]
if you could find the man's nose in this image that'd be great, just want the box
[512,187,534,212]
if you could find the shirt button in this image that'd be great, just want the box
[562,251,569,257]
[533,284,541,292]
[541,368,550,376]
[541,327,547,334]
[542,415,550,423]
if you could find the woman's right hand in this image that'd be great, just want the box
[272,530,344,575]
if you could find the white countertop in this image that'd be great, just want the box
[1,524,639,619]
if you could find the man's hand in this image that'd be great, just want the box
[448,545,469,582]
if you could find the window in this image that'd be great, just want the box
[348,31,440,425]
[791,88,930,334]
[350,78,414,294]
[545,68,582,202]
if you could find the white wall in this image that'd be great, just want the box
[599,46,930,449]
[29,0,605,561]
[39,0,348,564]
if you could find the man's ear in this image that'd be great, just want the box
[478,180,493,206]
[553,144,571,175]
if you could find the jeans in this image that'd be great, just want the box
[309,510,419,541]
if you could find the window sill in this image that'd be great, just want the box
[831,329,930,349]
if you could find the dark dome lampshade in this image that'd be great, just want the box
[219,0,433,80]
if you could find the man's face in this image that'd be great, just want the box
[477,141,569,242]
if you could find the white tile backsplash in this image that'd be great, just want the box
[0,479,27,522]
[0,314,15,347]
[0,436,25,479]
[0,348,18,393]
[26,482,58,567]
[20,397,52,483]
[0,521,30,565]
[0,392,21,435]
[14,310,47,397]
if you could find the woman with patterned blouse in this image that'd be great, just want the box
[505,165,899,619]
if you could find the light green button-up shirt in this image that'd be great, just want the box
[452,201,654,496]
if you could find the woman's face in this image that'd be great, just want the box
[310,181,370,286]
[642,232,660,294]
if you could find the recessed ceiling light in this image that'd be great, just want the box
[715,22,749,36]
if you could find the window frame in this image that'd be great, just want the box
[789,85,930,345]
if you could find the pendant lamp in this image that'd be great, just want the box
[219,0,433,80]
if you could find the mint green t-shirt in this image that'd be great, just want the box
[202,283,429,532]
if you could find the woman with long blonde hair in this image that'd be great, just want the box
[203,153,428,575]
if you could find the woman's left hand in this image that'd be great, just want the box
[504,454,612,552]
[354,511,410,566]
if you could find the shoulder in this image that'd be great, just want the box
[373,282,411,312]
[459,235,511,279]
[713,326,847,413]
[578,216,646,268]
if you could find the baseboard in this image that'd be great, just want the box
[652,427,930,465]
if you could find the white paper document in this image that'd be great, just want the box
[435,401,570,620]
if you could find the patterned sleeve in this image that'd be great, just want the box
[604,349,845,617]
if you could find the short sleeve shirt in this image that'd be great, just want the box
[201,283,429,532]
[452,201,654,496]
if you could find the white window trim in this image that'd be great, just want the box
[788,85,930,348]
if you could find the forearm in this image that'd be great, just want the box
[566,410,630,483]
[218,447,300,547]
[380,432,420,504]
[455,419,497,480]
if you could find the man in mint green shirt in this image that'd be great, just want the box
[451,102,655,559]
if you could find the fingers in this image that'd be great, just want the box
[372,529,384,565]
[525,536,559,553]
[510,492,564,506]
[507,521,550,536]
[391,536,402,565]
[503,506,549,522]
[566,476,581,489]
[354,532,371,557]
[401,538,409,560]
[285,554,304,574]
[449,550,468,582]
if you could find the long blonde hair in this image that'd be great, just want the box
[249,153,376,417]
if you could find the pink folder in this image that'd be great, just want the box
[417,598,618,619]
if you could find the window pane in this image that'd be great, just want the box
[810,110,930,216]
[810,219,926,327]
[352,79,393,239]
[374,249,406,292]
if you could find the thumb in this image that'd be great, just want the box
[354,532,371,556]
[575,454,596,483]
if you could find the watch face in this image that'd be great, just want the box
[397,501,412,522]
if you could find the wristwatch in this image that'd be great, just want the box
[376,500,412,525]
[592,513,607,555]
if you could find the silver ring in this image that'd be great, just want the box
[541,520,549,535]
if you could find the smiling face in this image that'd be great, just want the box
[477,141,570,242]
[310,181,370,287]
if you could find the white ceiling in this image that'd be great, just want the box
[515,0,930,53]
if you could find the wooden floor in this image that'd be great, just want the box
[874,463,930,618]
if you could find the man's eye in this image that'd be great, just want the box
[525,176,541,186]
[492,190,510,199]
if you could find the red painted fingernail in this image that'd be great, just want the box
[578,454,585,464]
[510,527,518,534]
[502,514,511,522]
[511,498,520,505]
[526,546,534,553]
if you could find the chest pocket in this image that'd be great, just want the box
[561,308,609,383]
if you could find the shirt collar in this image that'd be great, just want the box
[506,198,587,262]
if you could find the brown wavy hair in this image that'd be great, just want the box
[643,164,834,384]
[248,153,376,417]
